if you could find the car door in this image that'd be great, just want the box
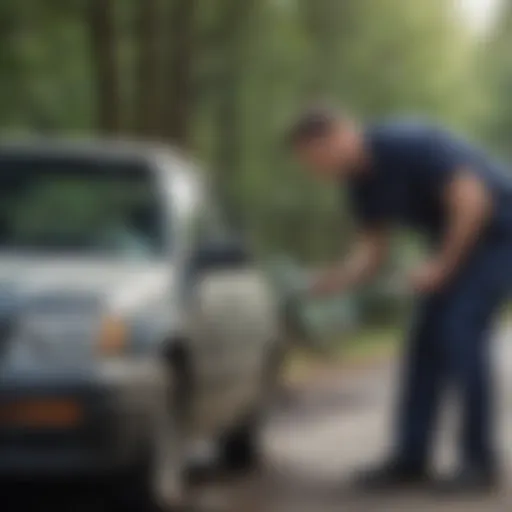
[186,191,279,436]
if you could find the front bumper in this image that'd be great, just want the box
[0,360,167,477]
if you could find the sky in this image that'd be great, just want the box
[456,0,503,32]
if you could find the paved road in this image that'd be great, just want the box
[189,329,512,512]
[5,330,512,511]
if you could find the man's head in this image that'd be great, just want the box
[287,106,365,180]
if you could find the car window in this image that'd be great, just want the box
[0,155,167,259]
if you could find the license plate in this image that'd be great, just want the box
[0,399,83,428]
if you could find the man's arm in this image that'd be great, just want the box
[409,169,493,294]
[311,227,389,296]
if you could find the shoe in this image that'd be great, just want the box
[352,458,429,492]
[435,465,499,495]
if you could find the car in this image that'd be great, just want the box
[0,140,286,509]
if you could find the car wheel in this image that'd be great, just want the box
[116,369,188,511]
[218,414,261,473]
[219,342,285,473]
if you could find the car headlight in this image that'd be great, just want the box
[96,316,128,357]
[18,314,128,358]
[16,313,128,357]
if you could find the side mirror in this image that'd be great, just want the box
[192,237,251,273]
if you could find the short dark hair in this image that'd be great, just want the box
[286,105,340,147]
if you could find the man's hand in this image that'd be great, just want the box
[308,227,389,298]
[406,170,492,296]
[408,260,449,295]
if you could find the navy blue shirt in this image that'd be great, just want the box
[348,121,512,242]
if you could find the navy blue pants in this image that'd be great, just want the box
[396,242,512,470]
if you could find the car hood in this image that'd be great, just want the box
[0,254,173,314]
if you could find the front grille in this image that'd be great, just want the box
[0,284,19,310]
[27,295,99,313]
[0,285,20,357]
[0,316,15,357]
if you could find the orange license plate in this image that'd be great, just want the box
[0,400,83,428]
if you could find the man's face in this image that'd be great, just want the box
[295,125,357,180]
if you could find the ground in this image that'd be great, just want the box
[4,328,512,512]
[190,327,512,512]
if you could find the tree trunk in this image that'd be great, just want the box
[134,0,163,137]
[214,0,256,216]
[87,0,121,134]
[302,0,342,97]
[164,0,197,147]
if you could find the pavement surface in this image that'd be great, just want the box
[3,330,512,512]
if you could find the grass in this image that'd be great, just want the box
[285,324,401,384]
[285,303,512,385]
[332,325,402,359]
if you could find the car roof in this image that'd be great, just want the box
[0,137,194,170]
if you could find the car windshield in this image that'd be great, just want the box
[0,154,167,259]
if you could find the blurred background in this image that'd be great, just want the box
[3,0,507,353]
[2,1,512,510]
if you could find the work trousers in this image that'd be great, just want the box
[396,241,512,470]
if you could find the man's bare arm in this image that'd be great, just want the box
[409,170,493,293]
[439,171,493,273]
[311,227,389,296]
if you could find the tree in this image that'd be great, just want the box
[479,0,512,158]
[87,0,121,134]
[213,0,257,210]
[134,0,164,137]
[0,0,487,262]
[163,0,197,147]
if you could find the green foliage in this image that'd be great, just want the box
[0,0,501,261]
[478,0,512,158]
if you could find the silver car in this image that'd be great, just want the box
[0,141,286,509]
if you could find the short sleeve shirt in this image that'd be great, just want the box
[348,120,512,241]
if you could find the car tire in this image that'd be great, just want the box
[219,342,286,473]
[218,414,261,473]
[115,368,187,511]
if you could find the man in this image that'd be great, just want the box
[287,107,512,492]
